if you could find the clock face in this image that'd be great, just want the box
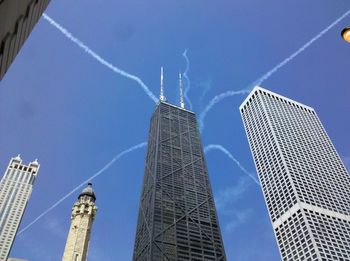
[341,27,350,43]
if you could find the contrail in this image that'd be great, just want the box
[199,80,213,102]
[18,142,147,235]
[254,8,350,86]
[204,144,260,185]
[182,49,193,110]
[199,8,350,131]
[199,89,250,131]
[42,13,158,103]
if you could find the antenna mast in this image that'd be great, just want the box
[179,72,185,108]
[160,67,165,102]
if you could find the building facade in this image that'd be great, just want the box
[133,100,227,260]
[62,183,97,261]
[240,86,350,261]
[0,0,51,80]
[0,155,39,261]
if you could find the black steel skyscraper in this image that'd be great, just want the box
[133,70,227,260]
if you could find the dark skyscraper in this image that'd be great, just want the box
[133,71,227,260]
[0,0,51,80]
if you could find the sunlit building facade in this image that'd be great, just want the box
[0,156,39,261]
[240,87,350,261]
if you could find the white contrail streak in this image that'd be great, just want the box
[204,144,260,185]
[42,13,158,103]
[199,80,213,102]
[254,8,350,86]
[182,49,193,110]
[199,89,250,131]
[199,8,350,131]
[18,142,147,235]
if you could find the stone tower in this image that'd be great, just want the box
[62,183,97,261]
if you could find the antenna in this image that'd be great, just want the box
[179,72,185,108]
[160,67,165,102]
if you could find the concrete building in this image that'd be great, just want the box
[0,0,51,80]
[0,156,39,261]
[133,72,227,260]
[62,183,97,261]
[240,86,350,260]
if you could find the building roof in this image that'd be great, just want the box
[239,86,315,111]
[79,183,96,201]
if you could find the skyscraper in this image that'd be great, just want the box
[62,183,97,261]
[0,0,51,80]
[240,86,350,261]
[0,155,39,261]
[133,71,227,260]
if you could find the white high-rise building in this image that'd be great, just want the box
[0,155,39,261]
[240,87,350,261]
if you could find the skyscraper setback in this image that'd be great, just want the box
[0,156,39,261]
[240,87,350,261]
[133,74,227,260]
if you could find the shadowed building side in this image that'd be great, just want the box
[62,183,97,261]
[0,0,51,80]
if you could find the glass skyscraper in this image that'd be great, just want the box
[240,87,350,261]
[0,156,39,261]
[133,100,227,260]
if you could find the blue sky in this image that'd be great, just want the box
[1,0,350,260]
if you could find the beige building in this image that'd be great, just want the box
[0,156,39,261]
[62,183,97,261]
[8,258,27,261]
[0,0,51,80]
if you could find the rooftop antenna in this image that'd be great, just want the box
[179,72,185,108]
[160,67,165,102]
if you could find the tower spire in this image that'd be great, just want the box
[179,72,185,108]
[160,67,165,102]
